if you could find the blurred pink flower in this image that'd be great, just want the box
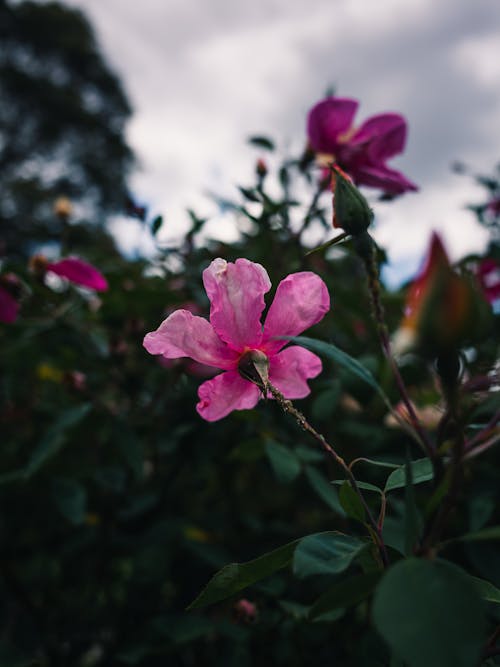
[40,257,108,291]
[307,96,418,195]
[477,258,500,304]
[233,598,258,623]
[144,258,330,421]
[0,284,19,323]
[486,197,500,217]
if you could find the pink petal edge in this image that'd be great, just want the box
[203,258,271,351]
[268,346,323,399]
[47,258,108,291]
[196,370,261,422]
[263,272,330,354]
[307,97,359,154]
[143,309,239,370]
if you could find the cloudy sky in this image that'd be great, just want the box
[67,0,500,282]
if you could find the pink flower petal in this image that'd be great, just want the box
[307,97,359,154]
[263,272,330,354]
[349,113,407,161]
[268,346,322,399]
[143,309,239,370]
[352,164,418,195]
[477,259,500,303]
[0,286,19,323]
[197,370,261,421]
[47,258,108,291]
[203,258,271,351]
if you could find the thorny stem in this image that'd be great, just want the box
[361,238,439,471]
[267,381,389,568]
[464,408,500,452]
[420,371,464,553]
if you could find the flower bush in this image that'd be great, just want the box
[1,93,500,667]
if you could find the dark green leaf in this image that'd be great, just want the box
[385,458,433,492]
[248,135,275,151]
[453,526,500,542]
[404,457,421,555]
[51,477,87,525]
[118,428,144,480]
[309,571,381,619]
[265,441,301,483]
[293,531,365,578]
[238,186,261,202]
[373,558,486,667]
[151,215,163,235]
[188,539,299,609]
[470,576,500,603]
[304,466,345,515]
[290,336,391,407]
[339,481,366,522]
[26,404,91,477]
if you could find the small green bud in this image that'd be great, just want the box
[332,166,373,236]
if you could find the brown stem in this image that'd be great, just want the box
[464,408,500,452]
[361,239,439,472]
[420,373,464,553]
[267,381,389,568]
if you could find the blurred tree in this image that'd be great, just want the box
[0,0,134,256]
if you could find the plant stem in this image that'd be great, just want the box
[267,381,389,568]
[464,408,500,452]
[420,367,464,553]
[361,238,438,469]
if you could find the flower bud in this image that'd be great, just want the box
[332,165,373,235]
[256,158,268,178]
[395,233,488,356]
[53,196,73,219]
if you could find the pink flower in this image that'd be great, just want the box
[0,284,19,323]
[307,96,418,196]
[143,258,330,421]
[477,258,500,304]
[43,257,108,291]
[486,197,500,217]
[0,273,22,323]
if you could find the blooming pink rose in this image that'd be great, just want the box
[143,258,330,421]
[307,96,418,196]
[46,257,108,291]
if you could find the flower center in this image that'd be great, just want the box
[237,349,269,391]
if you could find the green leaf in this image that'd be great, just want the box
[339,481,366,522]
[373,558,486,667]
[453,526,500,542]
[293,532,365,578]
[290,336,391,407]
[26,404,91,478]
[332,479,383,494]
[265,441,301,483]
[188,538,299,609]
[470,576,500,604]
[151,215,163,235]
[309,571,381,619]
[384,458,433,492]
[238,186,261,202]
[304,466,345,515]
[118,428,144,480]
[404,457,421,555]
[51,477,87,525]
[248,135,275,151]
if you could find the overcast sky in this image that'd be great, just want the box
[67,0,500,283]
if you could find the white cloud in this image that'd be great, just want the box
[65,0,500,276]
